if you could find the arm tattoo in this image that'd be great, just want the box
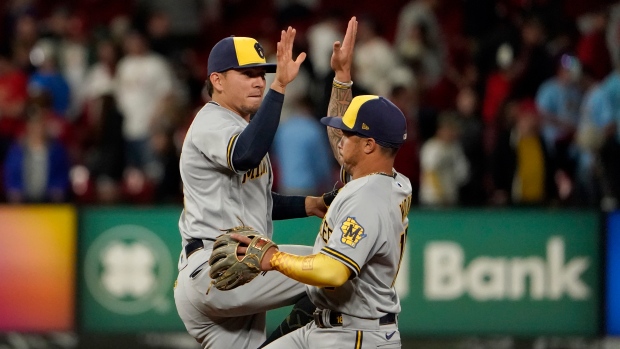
[326,87,352,165]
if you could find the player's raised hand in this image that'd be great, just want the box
[331,16,357,82]
[271,26,307,93]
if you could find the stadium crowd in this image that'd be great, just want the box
[0,0,619,210]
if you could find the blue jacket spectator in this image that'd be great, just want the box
[4,114,70,203]
[273,96,333,196]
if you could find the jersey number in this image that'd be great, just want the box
[391,227,408,287]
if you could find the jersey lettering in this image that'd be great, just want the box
[319,218,333,243]
[340,217,366,248]
[399,194,412,222]
[392,227,408,287]
[242,157,268,183]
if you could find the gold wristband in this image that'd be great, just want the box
[333,78,353,89]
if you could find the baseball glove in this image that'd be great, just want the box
[208,226,277,291]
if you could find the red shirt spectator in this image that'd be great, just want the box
[0,56,28,138]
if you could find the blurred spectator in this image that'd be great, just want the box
[472,2,521,94]
[83,39,119,106]
[3,107,70,203]
[395,16,443,91]
[27,90,76,160]
[454,87,486,206]
[306,12,344,82]
[54,12,91,120]
[606,1,620,68]
[491,99,556,206]
[511,15,555,99]
[0,45,28,159]
[121,166,155,204]
[0,0,615,209]
[482,43,516,129]
[1,0,37,45]
[136,0,203,47]
[600,55,620,210]
[114,30,174,178]
[389,84,420,202]
[535,53,583,194]
[272,95,333,196]
[576,7,612,81]
[353,15,400,96]
[10,13,39,73]
[395,0,446,88]
[145,11,176,59]
[28,38,71,117]
[599,127,620,211]
[573,66,613,207]
[82,93,125,204]
[150,122,181,203]
[419,111,470,207]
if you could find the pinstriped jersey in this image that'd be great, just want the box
[178,102,273,242]
[308,171,412,319]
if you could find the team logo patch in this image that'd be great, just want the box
[254,43,265,58]
[340,217,366,248]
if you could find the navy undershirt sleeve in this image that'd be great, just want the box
[231,89,284,172]
[271,192,307,220]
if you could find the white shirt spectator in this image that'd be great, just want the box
[307,16,343,79]
[419,136,470,206]
[115,53,173,140]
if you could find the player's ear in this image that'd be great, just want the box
[363,138,377,154]
[210,72,225,94]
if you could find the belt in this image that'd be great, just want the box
[313,309,396,328]
[184,238,214,258]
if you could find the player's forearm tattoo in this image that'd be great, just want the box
[327,88,352,117]
[326,86,352,164]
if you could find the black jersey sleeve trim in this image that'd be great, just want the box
[321,246,360,276]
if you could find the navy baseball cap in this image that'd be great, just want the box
[207,36,276,75]
[320,95,407,148]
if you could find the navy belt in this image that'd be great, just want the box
[313,310,396,328]
[184,238,215,258]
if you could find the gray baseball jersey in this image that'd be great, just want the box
[174,100,310,349]
[178,101,274,242]
[309,171,412,318]
[264,171,412,349]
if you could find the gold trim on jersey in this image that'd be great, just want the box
[340,166,349,184]
[321,247,360,275]
[355,330,363,349]
[227,133,240,171]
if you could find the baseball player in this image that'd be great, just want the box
[174,21,358,349]
[231,95,413,349]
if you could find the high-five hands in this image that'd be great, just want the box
[331,16,358,82]
[272,26,307,93]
